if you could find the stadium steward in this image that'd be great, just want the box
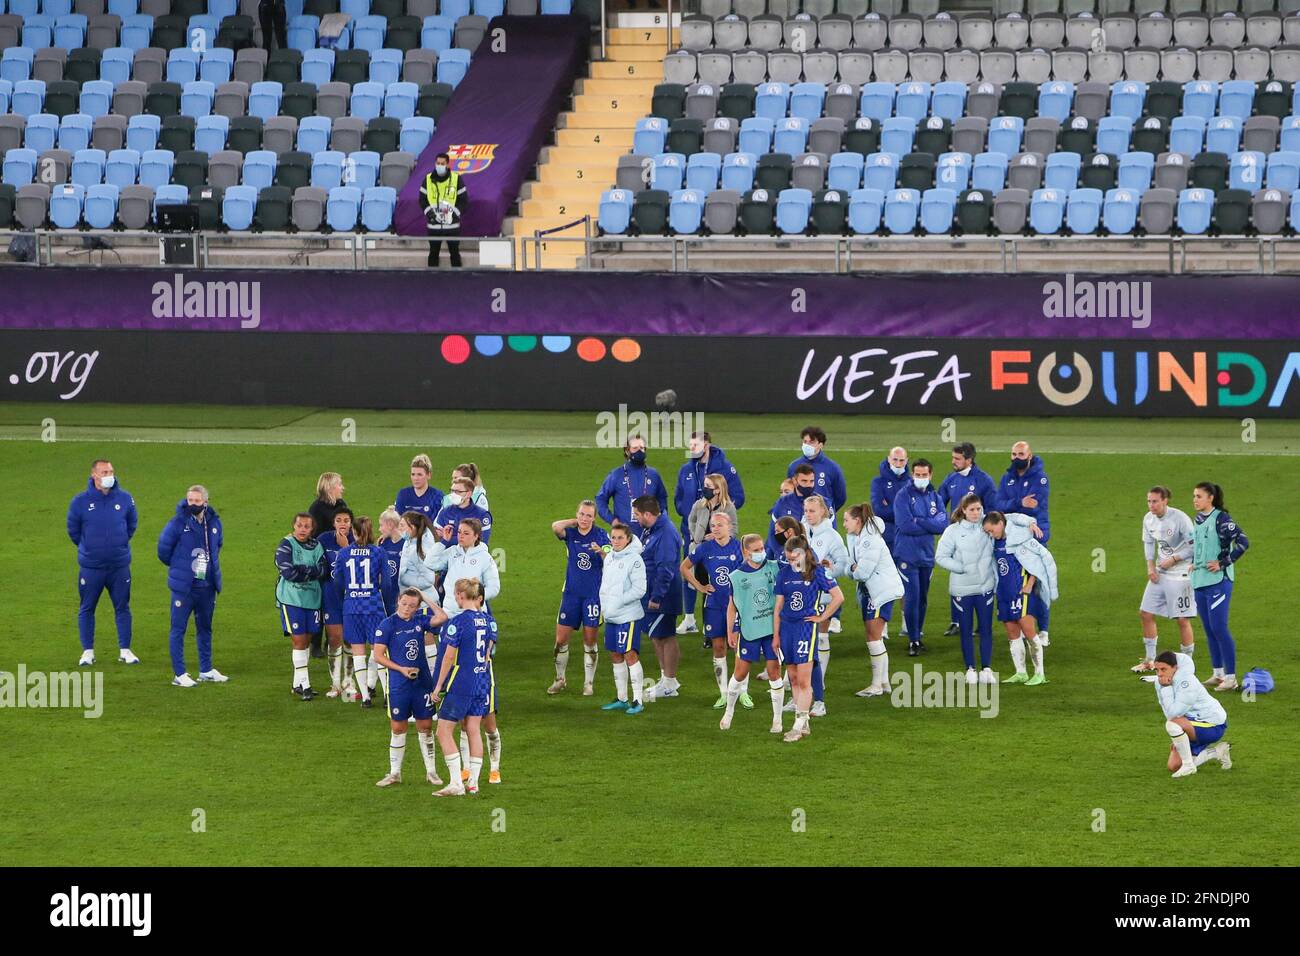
[424,152,468,268]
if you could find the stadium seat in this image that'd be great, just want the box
[1132,115,1169,155]
[1191,150,1229,192]
[180,79,215,118]
[193,113,227,154]
[104,145,138,185]
[920,186,955,234]
[115,182,152,228]
[83,180,118,227]
[251,183,290,230]
[227,115,262,153]
[859,82,895,123]
[137,146,171,186]
[1219,79,1255,120]
[847,186,884,234]
[159,114,194,152]
[1205,116,1241,155]
[393,116,431,157]
[1066,186,1103,234]
[1109,80,1147,120]
[880,116,917,156]
[774,186,811,235]
[358,183,396,231]
[206,148,242,188]
[1102,186,1139,235]
[598,187,633,235]
[931,81,967,123]
[1044,151,1080,191]
[1265,149,1300,191]
[71,146,106,186]
[1029,187,1065,234]
[668,187,704,235]
[826,152,864,192]
[987,116,1024,156]
[1212,186,1251,233]
[24,113,59,153]
[1176,185,1213,233]
[811,188,848,235]
[310,149,344,188]
[436,48,468,87]
[1252,186,1288,235]
[864,151,898,192]
[221,181,255,229]
[3,147,38,186]
[883,187,920,234]
[720,151,756,192]
[1118,151,1155,191]
[895,81,932,121]
[972,151,1009,193]
[1037,80,1075,123]
[955,187,991,235]
[1228,150,1265,193]
[49,181,86,228]
[58,113,93,153]
[633,188,670,234]
[1096,116,1133,156]
[651,152,685,192]
[686,151,721,192]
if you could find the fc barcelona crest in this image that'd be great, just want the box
[446,144,498,174]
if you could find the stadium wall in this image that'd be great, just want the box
[3,270,1299,417]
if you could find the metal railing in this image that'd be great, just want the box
[523,214,594,269]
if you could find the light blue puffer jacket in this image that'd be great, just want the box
[935,518,996,596]
[599,536,646,625]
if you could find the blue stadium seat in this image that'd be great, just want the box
[186,14,217,50]
[686,151,721,191]
[78,79,112,118]
[1228,150,1265,194]
[1290,191,1300,231]
[83,182,118,228]
[341,0,371,18]
[287,16,319,53]
[1103,187,1139,235]
[775,187,812,235]
[789,82,826,122]
[153,182,188,216]
[101,47,132,86]
[399,115,434,154]
[720,150,756,191]
[52,14,86,50]
[105,147,139,186]
[935,151,970,192]
[421,16,454,52]
[651,151,685,191]
[167,47,199,84]
[138,148,173,188]
[1205,116,1241,155]
[311,149,345,187]
[880,116,916,156]
[987,116,1023,157]
[326,184,361,230]
[49,182,86,228]
[1218,80,1255,121]
[200,48,234,86]
[298,116,332,155]
[1282,116,1300,153]
[1181,80,1218,120]
[931,81,966,123]
[1037,81,1074,124]
[126,114,160,152]
[474,0,505,15]
[972,151,1008,193]
[1029,187,1065,234]
[108,0,138,16]
[1169,116,1205,157]
[598,187,633,234]
[12,80,45,118]
[1176,187,1213,234]
[2,148,37,186]
[738,117,774,155]
[349,81,384,121]
[120,14,153,51]
[302,49,335,86]
[181,80,215,118]
[1044,151,1080,191]
[827,151,864,191]
[1066,187,1102,234]
[634,116,668,156]
[920,187,955,234]
[194,113,228,153]
[347,149,379,188]
[848,187,883,234]
[1118,151,1154,191]
[44,0,75,13]
[895,81,932,122]
[669,188,704,234]
[859,82,895,123]
[773,116,808,155]
[58,112,92,152]
[0,79,10,115]
[383,81,418,119]
[884,187,919,234]
[71,147,105,186]
[1096,116,1133,156]
[247,80,282,120]
[222,183,257,230]
[1266,150,1300,192]
[864,151,898,192]
[540,0,572,11]
[361,184,396,230]
[1108,81,1147,121]
[370,48,402,86]
[23,15,54,49]
[755,81,791,121]
[242,149,277,188]
[1,48,33,84]
[436,48,469,87]
[9,0,40,13]
[24,112,58,152]
[353,15,386,52]
[442,0,471,17]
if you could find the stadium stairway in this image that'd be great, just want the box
[510,22,675,269]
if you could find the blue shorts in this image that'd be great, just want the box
[321,586,342,625]
[779,619,817,665]
[344,612,384,646]
[558,590,601,629]
[857,584,894,622]
[703,605,728,639]
[604,619,642,655]
[279,602,320,637]
[996,590,1025,623]
[388,679,435,722]
[1189,719,1227,755]
[641,605,676,639]
[438,691,489,722]
[739,635,775,662]
[1026,593,1047,621]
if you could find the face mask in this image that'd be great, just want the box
[702,487,716,500]
[435,164,448,175]
[100,475,116,488]
[748,551,766,566]
[1013,457,1029,470]
[801,442,816,458]
[449,493,463,507]
[400,530,411,541]
[188,503,205,516]
[795,485,812,497]
[688,447,704,459]
[628,450,647,466]
[912,477,928,491]
[890,464,906,477]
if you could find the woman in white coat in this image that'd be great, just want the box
[802,493,850,716]
[935,493,997,685]
[398,511,447,676]
[845,502,904,697]
[598,522,649,715]
[427,517,500,615]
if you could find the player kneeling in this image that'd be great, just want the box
[598,522,649,715]
[373,588,449,788]
[1153,650,1231,778]
[430,579,497,796]
[774,536,843,743]
[721,535,784,733]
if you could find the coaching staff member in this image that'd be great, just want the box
[68,458,139,666]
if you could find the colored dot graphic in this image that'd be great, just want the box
[440,334,639,364]
[1217,371,1231,386]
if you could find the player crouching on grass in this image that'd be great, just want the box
[1153,650,1231,778]
[722,535,784,733]
[430,578,497,796]
[773,536,843,743]
[598,522,649,715]
[844,503,903,698]
[982,511,1054,686]
[373,588,449,788]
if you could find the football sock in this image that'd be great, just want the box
[366,652,378,691]
[613,661,629,702]
[583,644,598,686]
[1214,667,1225,678]
[795,710,810,734]
[458,729,470,769]
[1143,637,1157,661]
[444,750,463,790]
[712,654,728,697]
[740,673,750,697]
[352,654,370,701]
[486,731,501,772]
[1167,720,1193,768]
[553,642,569,681]
[867,639,887,687]
[628,661,645,705]
[417,731,438,776]
[389,732,405,777]
[1183,641,1195,656]
[817,633,831,683]
[1031,635,1046,676]
[723,676,742,719]
[467,756,483,790]
[291,648,310,689]
[1009,636,1027,674]
[769,679,784,722]
[327,646,343,688]
[376,659,390,699]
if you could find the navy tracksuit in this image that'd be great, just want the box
[157,500,224,676]
[892,482,948,641]
[67,478,138,650]
[994,455,1053,629]
[939,463,997,627]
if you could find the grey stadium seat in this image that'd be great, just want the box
[118,184,154,229]
[617,154,649,192]
[1155,152,1189,189]
[873,49,909,84]
[953,116,990,154]
[1016,48,1052,82]
[698,52,733,87]
[767,52,802,84]
[291,186,328,232]
[1138,12,1175,47]
[379,150,416,189]
[1075,80,1111,119]
[961,15,996,51]
[1025,117,1062,154]
[680,16,714,52]
[731,51,767,86]
[1174,13,1211,48]
[852,15,888,53]
[1139,186,1176,233]
[1052,47,1088,82]
[1252,188,1289,235]
[235,48,268,86]
[908,50,944,84]
[133,48,166,86]
[330,117,365,154]
[91,114,126,151]
[785,17,817,53]
[888,14,924,52]
[713,16,749,51]
[403,49,438,86]
[33,48,67,85]
[810,117,846,156]
[16,184,51,229]
[818,15,854,52]
[316,82,351,119]
[825,83,859,123]
[792,153,828,190]
[1008,152,1045,190]
[1124,47,1161,81]
[112,81,147,118]
[838,51,874,87]
[1087,48,1125,83]
[663,52,698,87]
[1029,14,1067,49]
[1234,46,1270,80]
[1161,46,1198,81]
[703,117,738,155]
[966,82,1002,119]
[803,52,839,85]
[1209,12,1246,47]
[1251,14,1286,47]
[1274,46,1300,83]
[995,14,1030,50]
[979,48,1017,85]
[992,187,1030,232]
[924,13,960,51]
[207,150,244,189]
[1243,115,1280,152]
[39,149,72,184]
[685,83,719,121]
[748,15,783,52]
[1196,46,1234,81]
[215,82,250,119]
[945,49,981,83]
[262,116,298,155]
[1066,12,1101,48]
[1102,14,1139,48]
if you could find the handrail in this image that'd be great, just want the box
[532,214,592,238]
[599,0,606,61]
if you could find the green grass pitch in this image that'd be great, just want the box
[1,406,1297,866]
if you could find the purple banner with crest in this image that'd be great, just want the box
[393,15,590,238]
